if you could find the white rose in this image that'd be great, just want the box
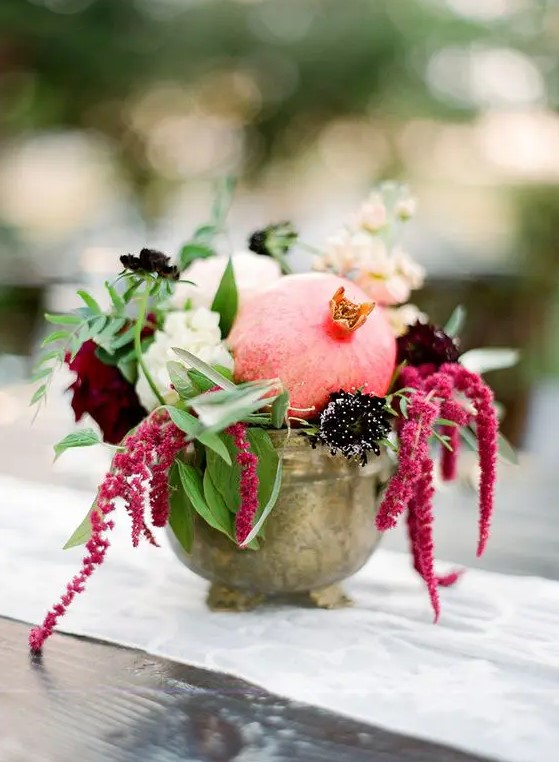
[171,251,282,310]
[136,307,233,411]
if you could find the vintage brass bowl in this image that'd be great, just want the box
[168,432,392,610]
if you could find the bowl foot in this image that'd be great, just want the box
[207,583,265,612]
[307,584,353,609]
[206,582,353,611]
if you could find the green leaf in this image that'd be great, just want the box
[433,430,453,451]
[176,461,231,537]
[460,426,478,452]
[459,348,520,375]
[122,277,143,302]
[178,242,215,270]
[247,428,280,518]
[460,426,518,466]
[76,321,94,345]
[199,431,232,465]
[31,367,52,382]
[436,418,459,427]
[41,330,68,347]
[172,347,236,390]
[68,333,83,362]
[187,365,233,393]
[187,369,215,393]
[203,469,234,534]
[193,224,218,243]
[45,313,81,326]
[271,390,290,428]
[30,384,47,406]
[168,462,194,553]
[77,290,102,314]
[498,433,519,466]
[95,317,127,351]
[190,383,278,432]
[399,395,408,419]
[380,437,398,452]
[167,361,194,398]
[388,361,408,393]
[245,413,273,425]
[105,281,125,311]
[444,305,466,338]
[165,407,201,437]
[241,460,283,547]
[117,359,138,385]
[63,498,99,549]
[165,405,232,464]
[210,258,238,337]
[211,175,236,227]
[110,323,136,350]
[118,336,153,365]
[205,442,240,513]
[205,427,279,522]
[36,349,63,366]
[54,429,101,460]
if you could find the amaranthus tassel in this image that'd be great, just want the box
[226,423,260,545]
[29,412,186,653]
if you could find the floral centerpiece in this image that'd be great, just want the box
[28,182,516,653]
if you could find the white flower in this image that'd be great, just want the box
[350,192,388,233]
[313,230,380,276]
[394,195,417,221]
[356,245,425,306]
[171,251,282,309]
[135,307,233,411]
[393,247,424,289]
[385,303,427,336]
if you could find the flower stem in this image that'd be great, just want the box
[135,284,165,406]
[269,243,293,275]
[298,240,323,256]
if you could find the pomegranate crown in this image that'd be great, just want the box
[329,286,375,332]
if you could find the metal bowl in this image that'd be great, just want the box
[168,431,392,607]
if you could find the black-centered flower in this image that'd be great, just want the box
[120,248,179,280]
[309,390,392,466]
[248,222,297,258]
[397,321,459,368]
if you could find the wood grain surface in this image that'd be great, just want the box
[0,617,491,762]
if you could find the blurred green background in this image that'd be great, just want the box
[1,0,558,444]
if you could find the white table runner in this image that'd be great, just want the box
[1,474,558,762]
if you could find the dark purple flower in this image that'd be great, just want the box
[120,248,179,280]
[248,222,297,258]
[397,321,459,368]
[309,389,391,466]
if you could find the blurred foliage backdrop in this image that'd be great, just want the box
[0,0,558,437]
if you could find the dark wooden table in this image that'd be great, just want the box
[0,617,492,762]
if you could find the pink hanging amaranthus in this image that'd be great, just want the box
[376,362,499,620]
[226,422,260,545]
[28,411,187,653]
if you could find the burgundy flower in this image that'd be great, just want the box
[67,340,147,444]
[397,321,459,368]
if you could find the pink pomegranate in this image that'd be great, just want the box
[228,273,396,418]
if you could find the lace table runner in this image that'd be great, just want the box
[1,475,558,762]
